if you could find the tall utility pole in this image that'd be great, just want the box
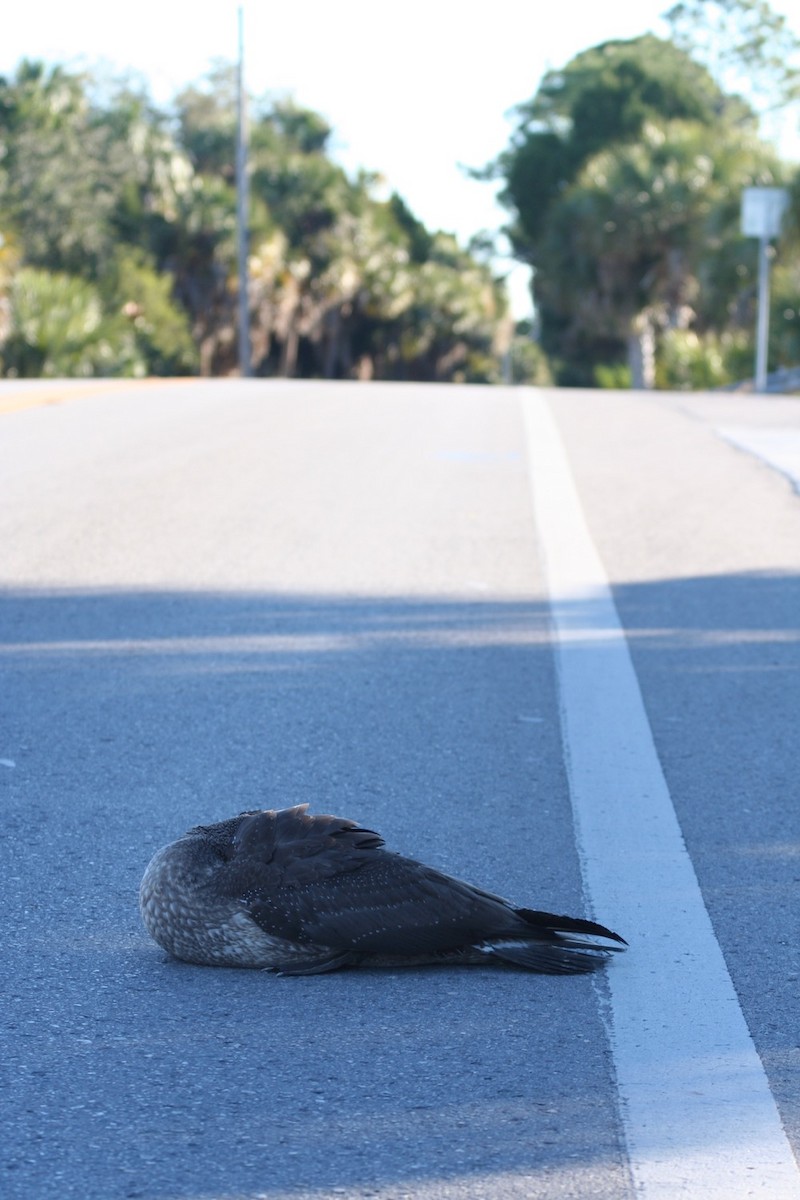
[235,3,251,377]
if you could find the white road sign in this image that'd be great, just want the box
[741,186,789,238]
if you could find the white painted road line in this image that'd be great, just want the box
[522,393,800,1199]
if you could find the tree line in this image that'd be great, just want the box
[486,0,800,388]
[0,61,514,383]
[1,0,799,388]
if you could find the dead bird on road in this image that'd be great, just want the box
[139,804,627,975]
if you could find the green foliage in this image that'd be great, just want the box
[384,233,508,382]
[175,63,239,180]
[0,62,122,276]
[594,362,632,389]
[387,193,434,264]
[769,250,800,369]
[492,30,793,387]
[496,35,748,261]
[268,99,332,154]
[108,250,198,375]
[656,327,751,388]
[0,58,509,381]
[507,331,553,385]
[538,118,781,327]
[665,0,800,110]
[1,267,144,377]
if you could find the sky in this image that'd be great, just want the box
[3,1,800,316]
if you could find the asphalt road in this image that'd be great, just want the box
[2,379,799,1200]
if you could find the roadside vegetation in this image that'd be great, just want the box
[1,0,799,387]
[486,0,800,388]
[0,62,511,383]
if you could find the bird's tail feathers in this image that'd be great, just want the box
[483,908,627,974]
[518,907,627,947]
[484,938,617,974]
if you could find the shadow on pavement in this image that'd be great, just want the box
[1,571,798,1198]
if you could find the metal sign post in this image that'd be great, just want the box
[741,187,789,392]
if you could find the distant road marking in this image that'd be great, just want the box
[719,426,800,495]
[522,392,800,1199]
[0,377,193,415]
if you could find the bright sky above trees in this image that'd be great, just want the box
[2,1,799,315]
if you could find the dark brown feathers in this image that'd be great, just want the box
[139,804,627,975]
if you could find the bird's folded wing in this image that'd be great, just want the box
[245,855,522,955]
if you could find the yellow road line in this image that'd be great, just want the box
[0,377,195,416]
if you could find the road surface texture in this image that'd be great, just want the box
[2,379,799,1200]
